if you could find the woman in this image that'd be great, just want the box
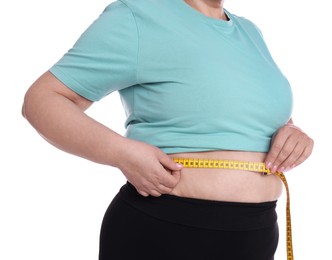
[22,0,314,259]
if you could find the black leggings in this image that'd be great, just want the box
[99,182,279,260]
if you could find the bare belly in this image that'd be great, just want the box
[168,150,283,203]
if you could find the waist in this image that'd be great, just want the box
[168,150,283,203]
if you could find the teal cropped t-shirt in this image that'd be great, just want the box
[49,0,293,153]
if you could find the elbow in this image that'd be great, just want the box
[21,87,40,123]
[22,88,34,121]
[21,98,28,119]
[21,91,29,120]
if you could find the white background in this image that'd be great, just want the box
[1,0,331,259]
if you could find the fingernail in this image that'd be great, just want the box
[285,167,291,172]
[278,167,285,172]
[272,165,277,173]
[266,162,272,169]
[176,163,183,168]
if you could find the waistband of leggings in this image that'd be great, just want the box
[118,182,278,231]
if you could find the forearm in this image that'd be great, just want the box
[23,88,126,167]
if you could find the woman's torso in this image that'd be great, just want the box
[169,150,283,203]
[49,0,290,204]
[121,1,288,203]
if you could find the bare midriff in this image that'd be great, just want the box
[168,150,283,203]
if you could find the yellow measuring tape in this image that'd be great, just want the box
[172,157,294,260]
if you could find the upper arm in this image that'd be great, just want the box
[24,71,93,112]
[23,1,138,115]
[48,1,139,102]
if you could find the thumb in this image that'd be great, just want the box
[159,155,183,171]
[171,170,181,182]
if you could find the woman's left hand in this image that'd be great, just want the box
[265,124,314,173]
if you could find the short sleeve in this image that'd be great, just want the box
[49,1,139,101]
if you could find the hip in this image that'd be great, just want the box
[99,183,279,260]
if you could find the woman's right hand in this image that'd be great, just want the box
[115,139,183,197]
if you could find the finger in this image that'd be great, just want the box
[155,166,181,189]
[158,170,181,192]
[171,170,181,182]
[156,183,173,194]
[271,136,301,172]
[265,134,289,170]
[137,189,149,197]
[275,133,314,172]
[137,184,162,197]
[276,142,303,172]
[149,189,162,197]
[156,171,180,189]
[159,154,183,172]
[137,168,176,194]
[285,141,314,170]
